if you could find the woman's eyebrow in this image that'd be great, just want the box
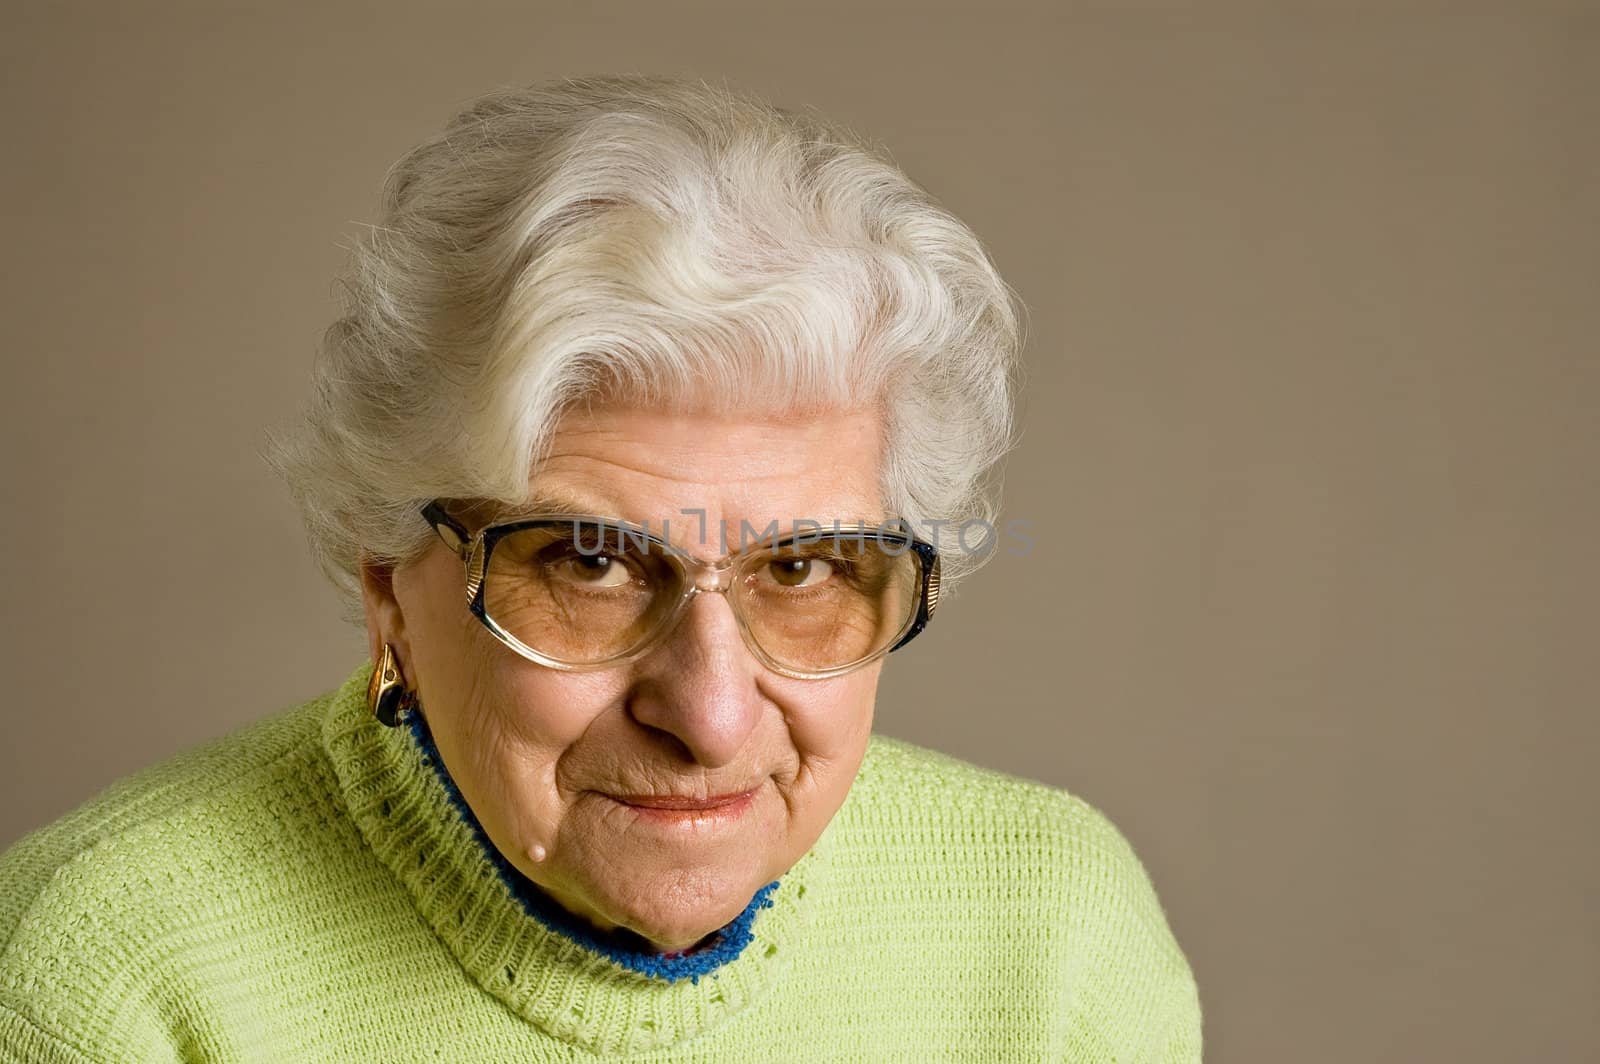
[486,492,616,521]
[527,492,611,516]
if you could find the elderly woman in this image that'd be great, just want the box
[0,76,1200,1061]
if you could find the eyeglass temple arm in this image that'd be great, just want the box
[420,501,472,558]
[887,544,941,653]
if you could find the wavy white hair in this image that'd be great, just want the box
[269,75,1022,618]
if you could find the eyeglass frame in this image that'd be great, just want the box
[420,500,943,681]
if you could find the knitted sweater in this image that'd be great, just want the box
[0,665,1202,1062]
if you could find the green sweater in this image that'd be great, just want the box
[0,665,1202,1062]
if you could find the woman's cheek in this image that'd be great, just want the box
[789,680,877,761]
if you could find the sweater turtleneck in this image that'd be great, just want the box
[318,666,835,1056]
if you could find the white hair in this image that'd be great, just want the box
[269,74,1022,618]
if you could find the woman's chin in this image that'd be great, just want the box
[636,923,720,955]
[588,867,764,955]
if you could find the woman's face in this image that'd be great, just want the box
[363,403,888,953]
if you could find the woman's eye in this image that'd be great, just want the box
[765,557,835,588]
[551,553,634,588]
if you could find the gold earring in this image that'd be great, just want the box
[366,643,416,727]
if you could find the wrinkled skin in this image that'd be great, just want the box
[362,404,887,952]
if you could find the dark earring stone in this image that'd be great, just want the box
[366,644,416,728]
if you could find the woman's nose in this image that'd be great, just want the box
[624,590,764,769]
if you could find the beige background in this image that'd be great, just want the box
[3,2,1596,1060]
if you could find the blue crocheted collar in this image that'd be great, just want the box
[402,710,777,985]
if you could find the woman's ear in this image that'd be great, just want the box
[359,558,411,682]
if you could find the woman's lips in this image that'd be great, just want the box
[609,788,759,823]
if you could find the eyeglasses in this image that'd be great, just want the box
[422,501,941,680]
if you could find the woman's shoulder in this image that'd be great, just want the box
[0,687,335,950]
[845,732,1191,958]
[0,678,384,1060]
[835,733,1203,1060]
[852,732,1142,855]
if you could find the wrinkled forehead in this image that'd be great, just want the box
[469,402,889,560]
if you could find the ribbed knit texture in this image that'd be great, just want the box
[0,665,1202,1062]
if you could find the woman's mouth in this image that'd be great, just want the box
[608,788,760,823]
